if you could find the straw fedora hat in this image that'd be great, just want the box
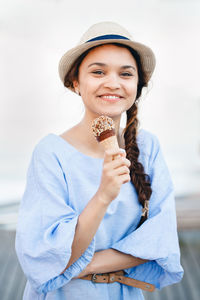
[58,21,156,92]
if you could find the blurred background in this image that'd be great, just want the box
[0,0,200,299]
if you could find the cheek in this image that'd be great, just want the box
[79,82,92,97]
[78,80,96,104]
[126,81,138,97]
[79,77,99,96]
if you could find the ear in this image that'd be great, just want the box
[73,80,80,95]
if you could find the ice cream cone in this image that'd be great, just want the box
[92,116,121,159]
[99,135,119,152]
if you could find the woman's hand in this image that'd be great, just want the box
[97,149,131,205]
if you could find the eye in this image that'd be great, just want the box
[91,70,104,75]
[121,72,133,77]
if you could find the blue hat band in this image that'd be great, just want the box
[86,34,130,43]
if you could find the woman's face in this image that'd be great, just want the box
[73,44,139,119]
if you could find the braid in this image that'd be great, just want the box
[123,103,152,228]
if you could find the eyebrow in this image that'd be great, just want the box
[121,65,137,71]
[88,62,106,68]
[88,62,136,71]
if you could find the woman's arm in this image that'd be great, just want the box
[61,150,130,274]
[60,192,109,274]
[76,248,148,278]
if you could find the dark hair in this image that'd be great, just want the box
[64,43,152,228]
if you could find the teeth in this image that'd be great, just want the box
[102,95,120,99]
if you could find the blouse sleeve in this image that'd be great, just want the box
[15,143,95,294]
[111,134,184,289]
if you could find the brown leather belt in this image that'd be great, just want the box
[80,270,155,292]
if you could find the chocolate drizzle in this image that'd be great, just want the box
[96,129,116,142]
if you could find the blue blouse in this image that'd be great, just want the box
[15,129,184,300]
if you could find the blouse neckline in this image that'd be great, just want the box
[49,129,144,162]
[50,133,104,162]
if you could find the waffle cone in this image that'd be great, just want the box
[99,135,119,151]
[99,135,121,160]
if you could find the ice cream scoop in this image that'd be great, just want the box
[92,115,121,159]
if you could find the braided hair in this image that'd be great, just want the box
[64,44,152,228]
[121,46,152,228]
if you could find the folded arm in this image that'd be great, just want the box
[76,248,148,278]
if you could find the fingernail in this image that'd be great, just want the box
[119,148,126,156]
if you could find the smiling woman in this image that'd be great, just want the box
[15,21,183,300]
[72,44,139,119]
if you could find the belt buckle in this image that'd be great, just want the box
[91,272,116,284]
[91,273,97,283]
[91,273,110,283]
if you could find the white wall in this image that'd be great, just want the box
[1,0,200,202]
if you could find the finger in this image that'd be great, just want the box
[120,173,131,184]
[104,159,127,173]
[113,165,130,176]
[112,149,126,160]
[108,156,131,169]
[104,148,125,163]
[119,148,126,157]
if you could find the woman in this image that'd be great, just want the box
[15,21,183,300]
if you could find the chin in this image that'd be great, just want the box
[96,111,121,118]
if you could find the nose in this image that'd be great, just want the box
[103,73,121,90]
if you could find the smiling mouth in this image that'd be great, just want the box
[99,95,122,101]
